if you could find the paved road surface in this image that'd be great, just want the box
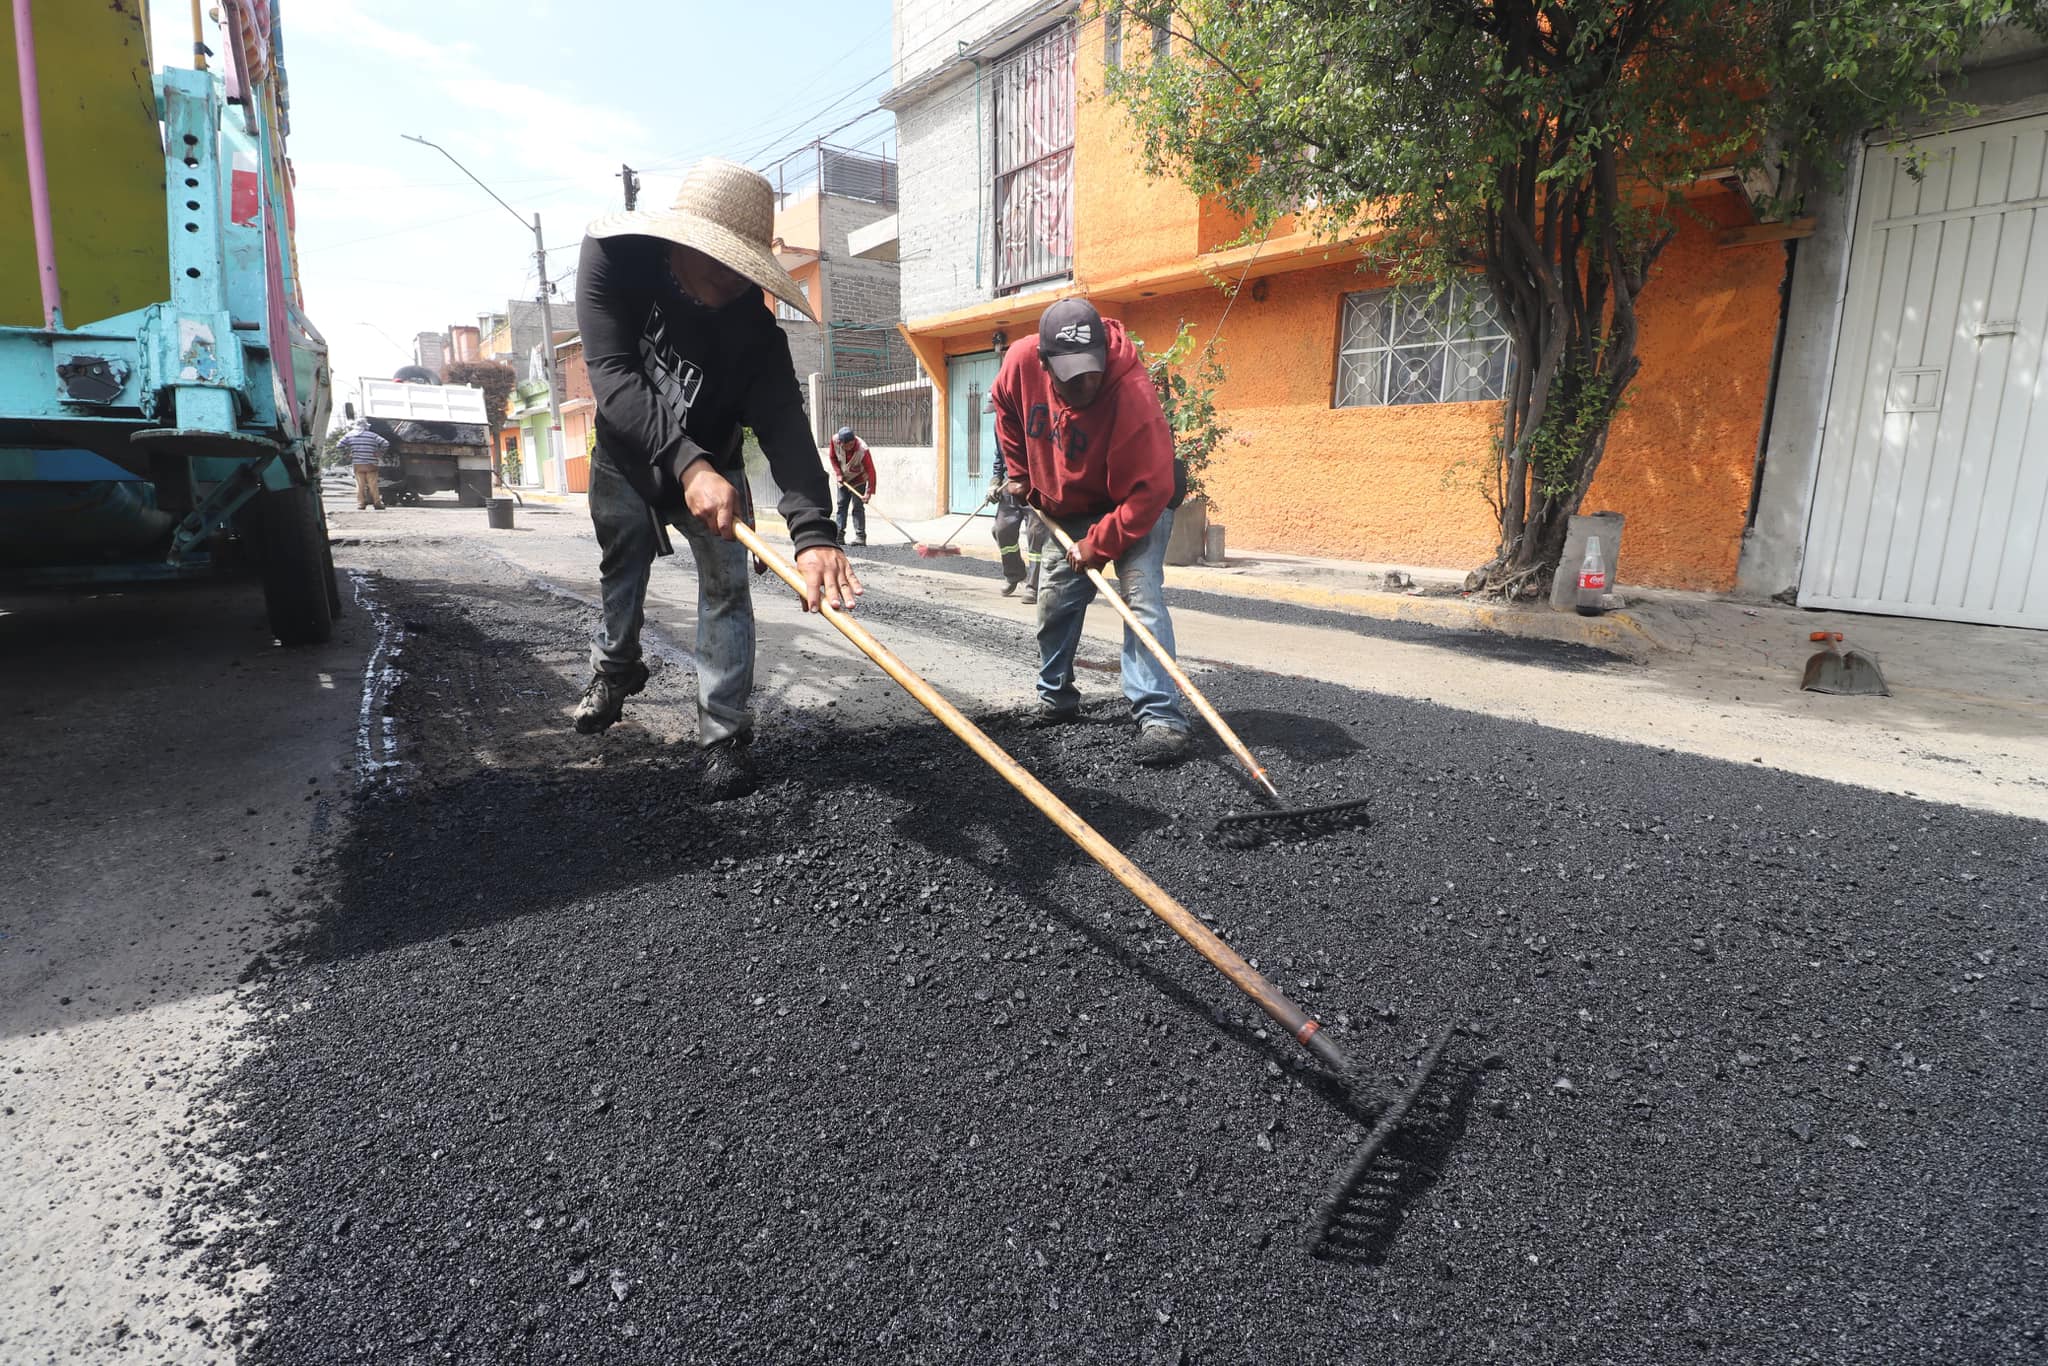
[2,491,2041,1363]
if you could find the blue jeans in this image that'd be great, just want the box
[834,484,867,540]
[587,448,754,747]
[1035,507,1187,731]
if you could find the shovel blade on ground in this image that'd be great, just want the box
[1800,648,1889,697]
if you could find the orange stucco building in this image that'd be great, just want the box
[898,12,1790,590]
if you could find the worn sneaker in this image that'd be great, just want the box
[1131,724,1192,767]
[699,734,757,802]
[572,661,649,734]
[1022,701,1079,729]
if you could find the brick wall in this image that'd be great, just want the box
[894,1,1075,323]
[555,339,591,403]
[897,68,991,322]
[896,0,1047,87]
[779,319,826,381]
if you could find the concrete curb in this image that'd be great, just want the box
[762,512,1663,659]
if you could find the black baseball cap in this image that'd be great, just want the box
[1038,298,1107,382]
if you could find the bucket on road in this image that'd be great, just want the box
[486,497,516,530]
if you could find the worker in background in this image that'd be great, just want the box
[571,158,861,801]
[990,475,1047,604]
[991,298,1190,767]
[338,417,388,511]
[828,425,876,546]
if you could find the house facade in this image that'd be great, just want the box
[554,334,594,494]
[758,143,937,518]
[887,2,2048,626]
[767,144,911,380]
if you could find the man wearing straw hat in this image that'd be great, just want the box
[572,158,862,801]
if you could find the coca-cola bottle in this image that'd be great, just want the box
[1575,536,1608,616]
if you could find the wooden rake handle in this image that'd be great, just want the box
[732,522,1347,1074]
[1031,510,1279,801]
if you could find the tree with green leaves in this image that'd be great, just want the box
[1137,321,1231,509]
[444,359,519,481]
[1105,0,2044,593]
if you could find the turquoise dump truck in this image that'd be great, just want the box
[1,1,338,643]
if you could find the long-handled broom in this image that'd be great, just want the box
[837,484,926,552]
[734,522,1450,1245]
[911,488,995,559]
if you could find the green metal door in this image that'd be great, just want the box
[945,352,1000,515]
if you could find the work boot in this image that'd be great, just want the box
[1131,723,1191,767]
[1019,587,1037,605]
[572,661,649,734]
[1001,579,1020,597]
[699,734,757,802]
[1022,701,1079,729]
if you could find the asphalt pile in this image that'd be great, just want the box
[195,567,2046,1364]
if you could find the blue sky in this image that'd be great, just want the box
[147,0,895,399]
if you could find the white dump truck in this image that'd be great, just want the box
[344,371,495,506]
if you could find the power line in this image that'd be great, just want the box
[736,67,898,168]
[710,0,1075,177]
[635,8,899,171]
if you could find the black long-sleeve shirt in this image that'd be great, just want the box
[574,233,837,552]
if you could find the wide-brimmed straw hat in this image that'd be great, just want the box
[587,159,817,322]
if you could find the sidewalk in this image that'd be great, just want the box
[799,506,2048,705]
[462,491,2048,739]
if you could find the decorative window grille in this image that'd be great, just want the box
[993,22,1076,294]
[1334,281,1512,408]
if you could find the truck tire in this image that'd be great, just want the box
[261,484,335,645]
[458,469,492,507]
[318,495,345,620]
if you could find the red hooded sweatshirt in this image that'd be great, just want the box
[990,318,1173,563]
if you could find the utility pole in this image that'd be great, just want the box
[532,211,567,487]
[401,133,568,492]
[618,164,640,210]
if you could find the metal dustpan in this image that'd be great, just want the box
[1800,632,1889,696]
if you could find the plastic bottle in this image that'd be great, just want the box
[1574,535,1608,616]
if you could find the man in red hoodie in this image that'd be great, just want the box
[992,298,1190,766]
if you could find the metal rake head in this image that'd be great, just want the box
[1211,797,1372,850]
[1308,1024,1464,1260]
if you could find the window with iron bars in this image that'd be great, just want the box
[777,280,812,322]
[1333,281,1512,408]
[993,22,1075,295]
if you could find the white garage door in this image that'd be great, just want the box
[1801,113,2048,629]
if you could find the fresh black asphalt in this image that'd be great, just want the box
[193,553,2046,1364]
